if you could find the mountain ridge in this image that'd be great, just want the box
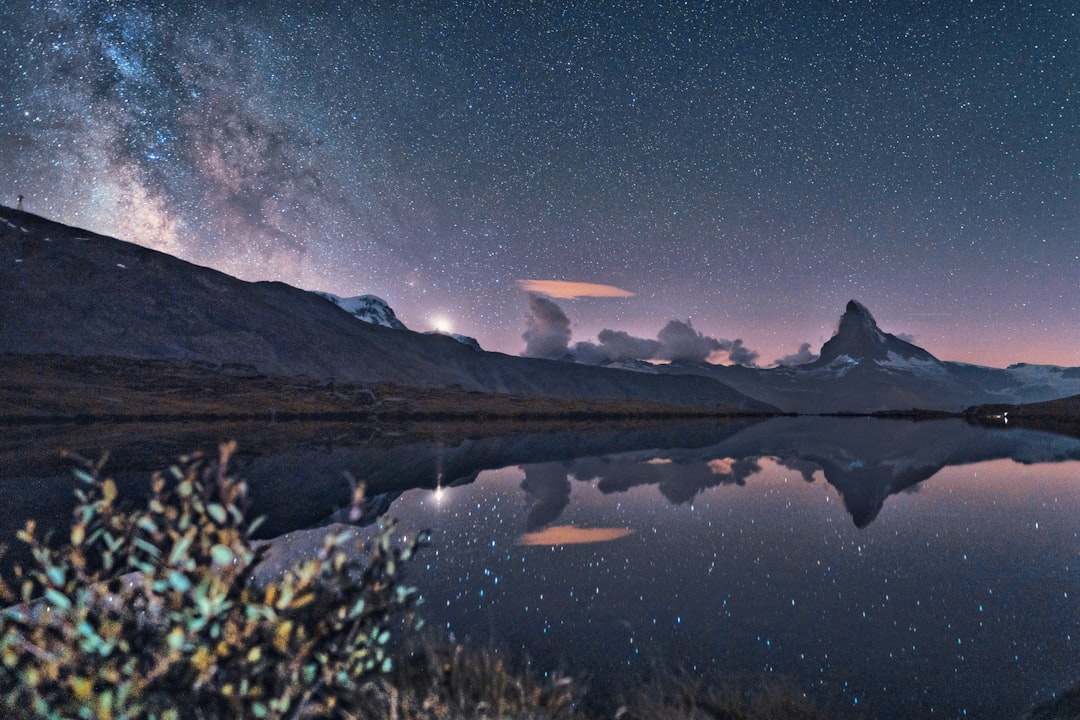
[3,207,1077,415]
[0,207,773,413]
[648,300,1080,413]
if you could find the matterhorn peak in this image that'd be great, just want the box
[806,300,940,369]
[838,299,880,334]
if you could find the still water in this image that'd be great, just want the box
[2,416,1078,717]
[376,419,1080,719]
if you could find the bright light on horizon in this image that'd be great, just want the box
[430,315,453,334]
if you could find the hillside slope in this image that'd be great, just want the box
[0,207,773,413]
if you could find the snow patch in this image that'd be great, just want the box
[312,291,408,331]
[877,351,946,375]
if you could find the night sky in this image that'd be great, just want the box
[1,1,1077,368]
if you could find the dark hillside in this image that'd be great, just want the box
[0,208,774,413]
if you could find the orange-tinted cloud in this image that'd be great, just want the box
[517,279,636,299]
[518,525,635,546]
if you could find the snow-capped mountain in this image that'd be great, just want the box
[313,291,484,350]
[653,300,1080,413]
[805,300,943,371]
[312,292,408,330]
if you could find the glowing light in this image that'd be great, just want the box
[431,315,453,334]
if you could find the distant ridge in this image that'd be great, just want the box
[650,299,1080,413]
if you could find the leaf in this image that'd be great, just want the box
[45,565,66,586]
[168,531,195,566]
[134,537,162,558]
[206,503,227,525]
[168,571,191,593]
[210,544,234,566]
[44,588,72,611]
[136,516,159,534]
[247,515,266,536]
[72,675,94,700]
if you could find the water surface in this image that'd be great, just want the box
[4,416,1078,717]
[375,418,1080,719]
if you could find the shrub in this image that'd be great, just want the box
[0,442,428,720]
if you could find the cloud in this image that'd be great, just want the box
[520,463,572,531]
[521,294,762,367]
[518,526,634,546]
[775,342,819,367]
[656,320,722,362]
[575,329,661,364]
[718,338,760,367]
[522,293,572,359]
[517,279,636,299]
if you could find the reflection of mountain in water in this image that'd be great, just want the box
[0,419,760,547]
[518,417,1080,529]
[5,417,1080,567]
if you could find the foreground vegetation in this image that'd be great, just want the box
[0,443,429,719]
[1,445,1074,719]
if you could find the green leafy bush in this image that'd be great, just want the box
[0,442,427,720]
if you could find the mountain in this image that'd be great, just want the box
[0,207,773,413]
[805,300,940,369]
[572,415,1080,527]
[312,291,483,350]
[311,292,408,330]
[427,331,483,351]
[653,301,1080,413]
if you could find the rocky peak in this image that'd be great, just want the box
[807,300,940,368]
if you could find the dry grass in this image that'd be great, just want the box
[350,639,579,720]
[0,353,759,423]
[612,674,835,720]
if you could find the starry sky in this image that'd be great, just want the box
[1,1,1077,368]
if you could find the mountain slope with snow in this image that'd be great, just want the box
[654,301,1080,413]
[312,292,408,330]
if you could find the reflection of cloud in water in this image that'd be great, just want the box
[520,462,572,531]
[577,455,763,505]
[518,525,634,546]
[707,457,736,474]
[774,456,821,483]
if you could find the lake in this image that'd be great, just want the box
[2,416,1078,718]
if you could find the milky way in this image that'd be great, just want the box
[1,1,1077,366]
